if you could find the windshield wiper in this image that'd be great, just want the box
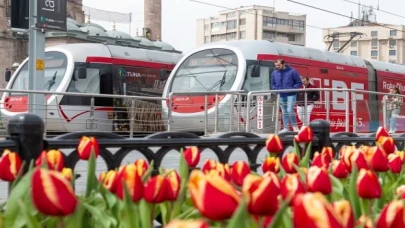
[207,71,227,91]
[44,71,57,91]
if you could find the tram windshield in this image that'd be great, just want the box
[170,48,238,92]
[9,51,68,96]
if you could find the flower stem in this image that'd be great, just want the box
[58,217,64,228]
[150,204,155,226]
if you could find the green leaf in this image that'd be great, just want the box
[171,149,190,219]
[17,199,41,228]
[138,200,153,228]
[121,180,140,228]
[330,174,344,197]
[269,196,292,228]
[63,202,86,228]
[299,142,312,167]
[158,202,171,225]
[176,206,200,220]
[293,164,306,184]
[85,150,97,198]
[227,197,249,228]
[3,167,34,228]
[348,166,361,219]
[82,201,117,228]
[293,140,301,160]
[142,160,155,183]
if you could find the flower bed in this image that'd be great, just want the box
[0,127,404,227]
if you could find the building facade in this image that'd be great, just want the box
[196,5,306,46]
[144,0,162,41]
[323,23,405,64]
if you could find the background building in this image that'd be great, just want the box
[323,7,405,64]
[196,5,306,46]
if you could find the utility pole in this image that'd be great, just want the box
[28,0,45,118]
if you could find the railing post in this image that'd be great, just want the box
[274,93,281,133]
[167,94,173,131]
[345,90,350,132]
[325,91,330,122]
[382,96,387,130]
[245,92,252,132]
[204,94,208,136]
[90,97,95,131]
[229,95,234,132]
[237,93,242,131]
[8,113,44,172]
[309,119,331,159]
[130,99,135,138]
[304,92,308,126]
[214,94,219,133]
[352,91,357,134]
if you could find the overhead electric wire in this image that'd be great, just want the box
[189,0,334,31]
[342,0,405,20]
[286,0,405,34]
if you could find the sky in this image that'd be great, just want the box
[82,0,405,54]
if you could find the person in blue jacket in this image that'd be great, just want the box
[271,59,303,133]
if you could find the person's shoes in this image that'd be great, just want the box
[279,128,289,133]
[293,126,300,132]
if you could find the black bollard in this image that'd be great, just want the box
[309,119,332,159]
[8,113,44,172]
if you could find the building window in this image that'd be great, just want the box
[389,50,396,56]
[371,50,378,57]
[333,41,340,47]
[263,31,275,39]
[371,40,378,47]
[389,39,396,47]
[239,18,246,26]
[279,19,285,25]
[226,32,237,40]
[350,51,357,56]
[390,30,397,36]
[239,31,246,39]
[227,20,237,30]
[351,41,357,47]
[287,34,296,41]
[263,16,277,27]
[204,36,209,43]
[204,24,209,30]
[292,20,305,30]
[227,12,236,17]
[371,31,378,37]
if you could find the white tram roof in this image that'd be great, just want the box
[45,43,183,64]
[196,40,368,68]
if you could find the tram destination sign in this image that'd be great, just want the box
[37,0,67,31]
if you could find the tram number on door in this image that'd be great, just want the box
[257,96,264,130]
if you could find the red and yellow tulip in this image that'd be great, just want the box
[35,150,65,172]
[294,126,314,143]
[115,164,143,202]
[388,154,403,174]
[165,219,210,228]
[61,168,73,182]
[377,136,395,154]
[202,160,231,181]
[357,169,381,199]
[307,166,332,195]
[183,146,201,168]
[98,170,118,193]
[242,172,280,216]
[77,136,100,160]
[376,200,405,227]
[332,159,349,179]
[31,168,78,216]
[134,159,149,177]
[280,174,306,206]
[188,170,240,221]
[262,156,280,174]
[0,149,22,182]
[332,200,355,228]
[231,161,251,186]
[164,169,181,201]
[265,134,284,153]
[375,126,389,141]
[311,152,330,169]
[144,174,172,204]
[281,153,299,174]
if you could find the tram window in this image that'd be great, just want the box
[62,68,101,106]
[243,65,270,92]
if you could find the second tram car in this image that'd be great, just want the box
[162,40,405,134]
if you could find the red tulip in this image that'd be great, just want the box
[231,161,251,186]
[376,126,389,141]
[280,174,306,206]
[98,170,118,193]
[144,175,172,204]
[321,147,334,163]
[396,185,405,199]
[357,169,381,199]
[0,149,22,182]
[77,136,100,160]
[376,200,405,228]
[35,150,64,172]
[293,192,343,228]
[332,160,349,179]
[388,154,403,174]
[295,126,314,143]
[349,150,369,171]
[188,170,240,221]
[133,159,149,177]
[307,166,332,195]
[31,168,77,216]
[282,153,299,174]
[115,164,144,202]
[183,146,201,168]
[368,146,389,172]
[262,156,280,174]
[164,169,181,201]
[202,160,231,181]
[395,151,405,164]
[378,136,396,154]
[242,172,280,216]
[340,146,356,172]
[265,134,284,153]
[332,200,355,228]
[311,152,330,169]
